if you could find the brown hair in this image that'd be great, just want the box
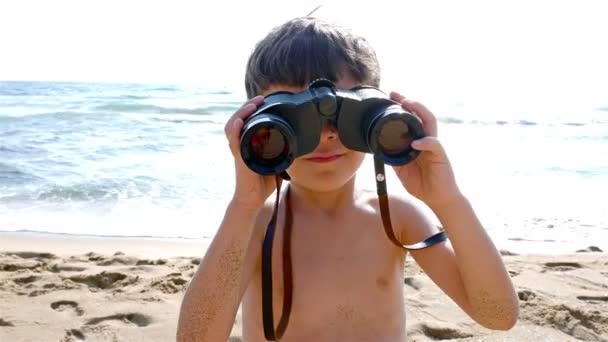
[245,17,381,98]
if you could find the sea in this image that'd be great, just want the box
[1,80,607,254]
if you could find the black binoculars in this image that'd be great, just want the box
[239,79,425,175]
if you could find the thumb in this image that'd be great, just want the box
[411,136,445,154]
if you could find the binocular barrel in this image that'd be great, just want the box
[240,81,425,176]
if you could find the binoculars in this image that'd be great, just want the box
[239,79,425,175]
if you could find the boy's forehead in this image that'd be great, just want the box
[260,75,361,97]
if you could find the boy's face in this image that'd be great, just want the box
[260,75,366,192]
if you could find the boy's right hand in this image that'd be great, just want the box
[224,95,277,211]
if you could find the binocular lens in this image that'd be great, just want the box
[240,114,296,175]
[367,107,424,165]
[377,119,413,155]
[250,126,287,161]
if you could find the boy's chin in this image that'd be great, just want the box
[288,173,356,193]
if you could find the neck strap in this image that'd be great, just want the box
[261,175,293,341]
[261,157,448,340]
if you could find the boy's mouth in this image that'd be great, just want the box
[305,152,344,163]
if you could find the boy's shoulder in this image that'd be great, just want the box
[250,186,439,246]
[251,197,278,242]
[356,187,440,246]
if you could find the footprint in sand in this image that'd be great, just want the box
[403,276,423,290]
[1,260,44,272]
[96,256,139,266]
[576,246,603,253]
[499,250,519,256]
[408,322,474,340]
[68,271,137,290]
[135,258,168,266]
[518,289,537,302]
[12,275,41,284]
[0,318,15,327]
[508,270,520,277]
[84,252,104,262]
[543,261,583,272]
[84,313,152,327]
[577,295,608,304]
[51,300,85,316]
[9,274,54,297]
[145,272,188,294]
[49,263,88,273]
[61,328,85,341]
[520,294,608,340]
[8,252,57,260]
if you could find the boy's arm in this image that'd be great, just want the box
[394,194,519,330]
[386,93,518,330]
[176,200,269,342]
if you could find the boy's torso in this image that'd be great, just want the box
[242,190,408,342]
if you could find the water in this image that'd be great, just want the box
[1,80,607,253]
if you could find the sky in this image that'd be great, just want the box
[0,0,607,105]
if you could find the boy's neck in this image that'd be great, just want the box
[288,177,358,217]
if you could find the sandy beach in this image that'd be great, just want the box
[1,231,607,342]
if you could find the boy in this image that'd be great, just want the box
[177,17,518,342]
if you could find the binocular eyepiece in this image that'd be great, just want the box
[240,79,425,175]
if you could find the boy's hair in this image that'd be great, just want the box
[245,17,381,98]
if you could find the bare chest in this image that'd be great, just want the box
[245,211,407,341]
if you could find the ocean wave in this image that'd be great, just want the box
[85,94,150,100]
[148,117,223,124]
[0,177,172,202]
[437,116,607,127]
[92,103,239,115]
[148,86,179,92]
[437,117,465,124]
[545,166,608,177]
[119,94,149,100]
[0,163,43,184]
[439,117,542,126]
[0,110,95,120]
[0,143,48,157]
[496,119,538,126]
[0,81,96,96]
[207,90,232,95]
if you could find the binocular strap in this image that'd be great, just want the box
[261,176,293,341]
[374,155,448,251]
[261,160,448,341]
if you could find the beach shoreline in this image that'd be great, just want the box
[1,231,607,341]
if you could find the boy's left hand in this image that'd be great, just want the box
[389,91,462,209]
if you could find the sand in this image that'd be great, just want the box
[1,232,607,342]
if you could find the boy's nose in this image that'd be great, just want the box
[320,121,337,141]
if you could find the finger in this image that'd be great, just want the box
[246,95,265,107]
[411,136,445,154]
[400,99,438,137]
[228,117,245,155]
[389,91,406,103]
[389,92,438,137]
[224,95,264,137]
[225,95,263,135]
